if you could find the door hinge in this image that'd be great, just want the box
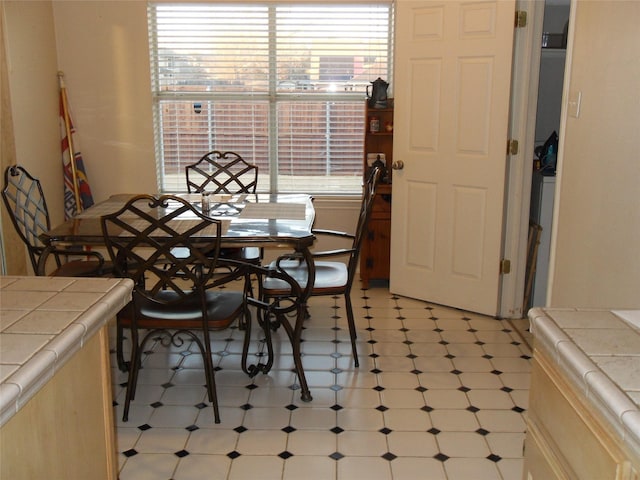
[507,139,519,155]
[500,259,511,274]
[515,10,527,28]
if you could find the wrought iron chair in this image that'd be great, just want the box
[186,150,258,195]
[1,164,110,276]
[102,194,303,423]
[260,166,383,368]
[185,150,263,297]
[185,150,261,264]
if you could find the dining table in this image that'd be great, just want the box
[39,192,317,401]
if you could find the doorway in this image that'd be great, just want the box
[387,0,572,319]
[500,0,572,319]
[527,0,570,311]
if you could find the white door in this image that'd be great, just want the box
[390,0,516,316]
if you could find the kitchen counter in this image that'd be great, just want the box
[0,275,133,425]
[0,275,132,480]
[524,307,640,479]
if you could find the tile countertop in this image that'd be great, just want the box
[0,276,133,427]
[528,307,640,456]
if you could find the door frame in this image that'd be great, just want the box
[499,0,547,318]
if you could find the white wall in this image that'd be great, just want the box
[3,1,62,225]
[52,1,157,206]
[549,0,640,308]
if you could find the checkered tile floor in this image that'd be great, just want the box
[111,280,532,480]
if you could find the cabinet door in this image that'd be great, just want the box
[0,328,117,479]
[360,194,391,287]
[523,430,564,480]
[526,353,631,480]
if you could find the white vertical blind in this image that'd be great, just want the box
[148,2,393,193]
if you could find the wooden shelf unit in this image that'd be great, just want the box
[360,101,393,288]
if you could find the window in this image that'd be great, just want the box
[148,3,393,194]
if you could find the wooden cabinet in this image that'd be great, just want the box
[360,101,393,288]
[523,348,640,480]
[1,327,117,480]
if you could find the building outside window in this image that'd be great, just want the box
[148,3,393,194]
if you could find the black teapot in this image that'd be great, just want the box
[366,77,389,109]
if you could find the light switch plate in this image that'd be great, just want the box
[568,91,582,118]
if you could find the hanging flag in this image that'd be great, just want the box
[59,72,94,219]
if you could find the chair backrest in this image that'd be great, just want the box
[1,165,51,273]
[347,165,383,281]
[101,194,222,307]
[186,151,258,194]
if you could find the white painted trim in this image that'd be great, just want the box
[546,0,575,306]
[499,0,545,318]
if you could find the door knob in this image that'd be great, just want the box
[392,160,404,170]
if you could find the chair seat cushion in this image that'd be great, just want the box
[263,260,348,293]
[171,247,261,264]
[119,290,244,330]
